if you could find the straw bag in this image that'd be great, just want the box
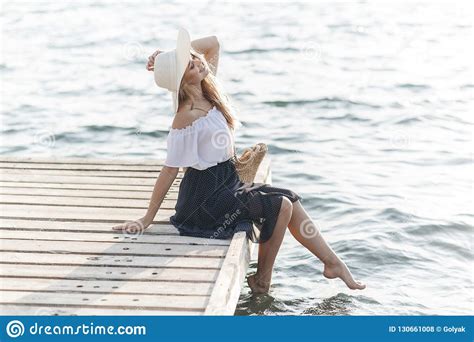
[230,143,268,183]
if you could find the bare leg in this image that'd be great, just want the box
[247,197,293,294]
[287,200,366,290]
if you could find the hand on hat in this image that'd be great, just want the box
[146,49,163,71]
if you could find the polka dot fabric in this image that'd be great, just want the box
[169,157,302,243]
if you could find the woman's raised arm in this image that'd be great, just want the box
[191,35,220,75]
[146,36,220,75]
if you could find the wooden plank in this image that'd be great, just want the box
[0,193,178,209]
[0,229,230,246]
[0,277,213,296]
[204,231,254,315]
[0,160,183,172]
[0,305,202,315]
[0,264,219,283]
[0,252,223,269]
[255,154,272,185]
[0,219,180,235]
[0,186,179,200]
[0,181,180,192]
[0,156,167,166]
[0,291,208,311]
[0,173,181,187]
[0,239,227,258]
[1,203,175,222]
[2,168,171,179]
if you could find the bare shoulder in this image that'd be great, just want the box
[171,105,204,130]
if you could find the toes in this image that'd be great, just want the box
[354,282,366,290]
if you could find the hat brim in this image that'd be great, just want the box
[173,27,191,113]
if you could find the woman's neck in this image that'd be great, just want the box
[193,82,203,97]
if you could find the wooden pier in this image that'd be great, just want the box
[0,155,271,315]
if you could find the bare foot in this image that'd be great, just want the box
[323,258,366,290]
[247,273,270,294]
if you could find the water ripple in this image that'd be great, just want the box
[263,97,382,109]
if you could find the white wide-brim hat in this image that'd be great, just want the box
[153,27,191,113]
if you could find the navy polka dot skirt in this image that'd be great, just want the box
[169,157,302,244]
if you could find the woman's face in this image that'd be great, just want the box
[182,51,209,85]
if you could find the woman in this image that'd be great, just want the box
[112,28,366,294]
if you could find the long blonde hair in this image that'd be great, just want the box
[178,48,240,131]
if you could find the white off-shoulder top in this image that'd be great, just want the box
[164,106,238,170]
